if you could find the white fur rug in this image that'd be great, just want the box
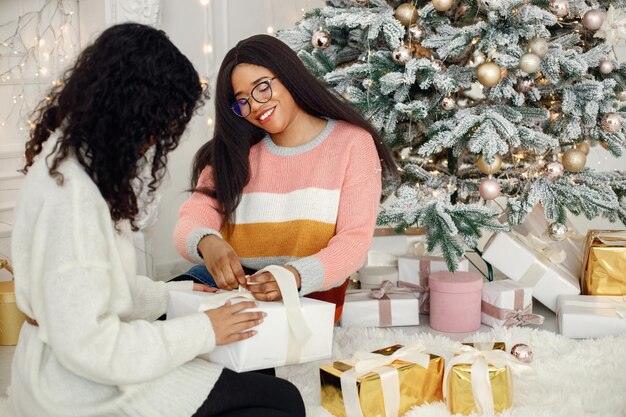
[276,327,626,417]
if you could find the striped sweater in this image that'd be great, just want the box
[174,119,382,295]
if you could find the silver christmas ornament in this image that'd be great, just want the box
[479,178,501,200]
[432,0,454,12]
[311,30,331,49]
[519,53,541,73]
[547,222,568,241]
[599,59,614,74]
[582,9,605,30]
[602,113,623,132]
[545,161,564,179]
[392,45,413,65]
[407,24,426,43]
[549,0,570,17]
[528,38,549,58]
[441,97,456,110]
[510,344,533,363]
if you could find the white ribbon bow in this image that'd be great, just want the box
[340,342,432,417]
[443,345,533,415]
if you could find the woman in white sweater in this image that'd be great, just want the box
[9,23,305,417]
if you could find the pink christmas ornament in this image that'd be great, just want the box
[479,178,501,200]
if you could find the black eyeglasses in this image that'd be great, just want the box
[230,77,276,118]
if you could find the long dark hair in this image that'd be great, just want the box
[24,23,207,230]
[191,34,396,224]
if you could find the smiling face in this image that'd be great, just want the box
[230,63,303,135]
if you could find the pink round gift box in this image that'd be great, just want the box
[429,271,483,333]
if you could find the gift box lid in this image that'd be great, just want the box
[0,281,17,304]
[358,266,398,283]
[429,271,483,293]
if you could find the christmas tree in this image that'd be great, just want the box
[278,0,626,269]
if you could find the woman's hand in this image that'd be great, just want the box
[246,266,301,301]
[193,283,218,293]
[205,300,265,345]
[198,235,246,291]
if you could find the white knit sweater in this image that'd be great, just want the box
[10,139,223,417]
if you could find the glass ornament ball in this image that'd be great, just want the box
[601,113,623,133]
[549,0,570,18]
[519,53,541,73]
[432,0,454,12]
[476,62,502,87]
[395,3,419,27]
[582,9,605,30]
[479,178,501,200]
[510,343,533,363]
[562,148,586,172]
[311,31,331,49]
[547,222,568,241]
[476,154,503,174]
[392,45,413,65]
[545,161,564,179]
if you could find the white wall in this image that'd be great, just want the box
[1,0,624,282]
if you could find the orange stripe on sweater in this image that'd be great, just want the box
[223,220,336,258]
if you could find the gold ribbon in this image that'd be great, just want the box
[443,345,533,415]
[339,343,432,417]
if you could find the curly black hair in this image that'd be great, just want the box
[23,23,208,230]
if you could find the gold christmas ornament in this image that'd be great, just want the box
[562,148,586,172]
[519,53,541,73]
[432,0,454,12]
[476,62,502,87]
[395,3,419,27]
[477,154,503,174]
[617,91,626,101]
[575,141,590,155]
[528,37,549,58]
[311,30,332,49]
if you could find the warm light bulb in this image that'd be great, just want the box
[267,26,275,34]
[200,0,210,5]
[203,44,213,54]
[207,117,214,126]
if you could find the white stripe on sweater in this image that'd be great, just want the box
[234,188,340,224]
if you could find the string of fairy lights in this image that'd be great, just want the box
[0,0,79,132]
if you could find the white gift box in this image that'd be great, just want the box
[341,287,420,327]
[167,266,335,372]
[481,280,543,328]
[482,232,580,312]
[514,205,584,278]
[398,255,469,288]
[358,266,399,289]
[558,295,626,338]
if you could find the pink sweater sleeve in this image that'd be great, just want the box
[287,134,382,294]
[173,166,224,263]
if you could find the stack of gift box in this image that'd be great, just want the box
[320,340,534,416]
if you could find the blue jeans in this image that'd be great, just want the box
[183,264,218,287]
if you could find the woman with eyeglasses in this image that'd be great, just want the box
[10,25,304,417]
[173,34,396,322]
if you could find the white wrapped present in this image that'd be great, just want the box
[397,254,469,313]
[481,280,544,328]
[513,205,584,278]
[558,295,626,338]
[341,281,420,327]
[167,265,334,372]
[482,232,580,312]
[358,266,399,289]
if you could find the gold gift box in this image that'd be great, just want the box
[320,344,444,417]
[582,230,626,295]
[0,280,27,346]
[447,342,512,415]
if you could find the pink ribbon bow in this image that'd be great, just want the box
[481,283,544,327]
